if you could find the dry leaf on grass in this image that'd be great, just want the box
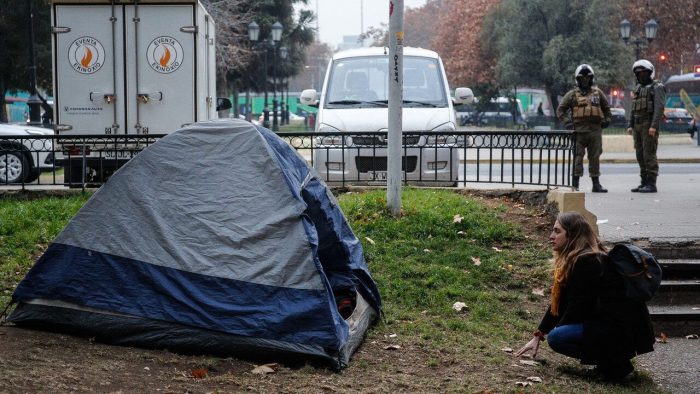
[656,332,668,343]
[423,249,431,253]
[686,334,699,339]
[492,247,502,252]
[471,256,481,266]
[526,376,543,383]
[531,288,545,296]
[501,347,513,353]
[383,344,401,351]
[251,363,278,375]
[364,237,375,245]
[519,360,540,367]
[191,368,208,379]
[453,214,463,223]
[452,302,467,312]
[515,381,532,387]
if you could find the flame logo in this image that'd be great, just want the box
[159,45,171,67]
[80,47,93,68]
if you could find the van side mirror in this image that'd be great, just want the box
[300,89,319,107]
[216,97,232,111]
[453,87,474,105]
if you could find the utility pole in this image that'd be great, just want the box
[387,0,403,217]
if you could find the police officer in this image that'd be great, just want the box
[627,60,665,193]
[557,64,612,192]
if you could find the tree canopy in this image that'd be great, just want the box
[0,0,51,123]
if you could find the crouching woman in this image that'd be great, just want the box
[515,211,655,380]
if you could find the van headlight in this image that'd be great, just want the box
[315,124,351,146]
[426,123,457,145]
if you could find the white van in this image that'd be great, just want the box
[300,47,472,186]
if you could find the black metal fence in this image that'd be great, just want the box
[1,130,575,189]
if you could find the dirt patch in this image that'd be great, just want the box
[0,194,655,393]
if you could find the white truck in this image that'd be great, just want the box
[50,0,227,184]
[300,47,473,186]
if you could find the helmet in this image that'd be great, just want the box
[632,59,655,79]
[574,64,594,89]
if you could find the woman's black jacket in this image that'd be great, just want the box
[538,253,655,363]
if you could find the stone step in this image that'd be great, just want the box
[649,304,700,337]
[658,259,700,280]
[650,280,700,305]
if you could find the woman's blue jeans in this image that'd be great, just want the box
[547,324,584,359]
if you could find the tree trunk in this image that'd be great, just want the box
[0,76,7,123]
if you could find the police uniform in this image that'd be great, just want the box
[629,80,665,192]
[557,87,611,185]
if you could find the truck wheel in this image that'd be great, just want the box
[0,151,28,184]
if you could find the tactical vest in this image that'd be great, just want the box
[632,82,658,116]
[572,89,604,123]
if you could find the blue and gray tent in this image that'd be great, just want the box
[8,119,381,369]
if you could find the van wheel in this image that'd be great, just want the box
[0,151,28,183]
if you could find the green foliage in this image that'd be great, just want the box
[486,0,631,105]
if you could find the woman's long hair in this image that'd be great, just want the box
[550,211,607,315]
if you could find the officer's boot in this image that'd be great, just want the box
[572,176,580,191]
[638,176,657,193]
[591,177,608,193]
[631,176,646,192]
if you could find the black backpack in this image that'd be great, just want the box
[607,244,662,302]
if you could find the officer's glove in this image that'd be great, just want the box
[564,122,575,130]
[601,120,610,129]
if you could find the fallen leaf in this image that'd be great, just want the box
[531,288,545,296]
[686,334,699,339]
[501,347,513,353]
[453,214,463,223]
[492,247,502,252]
[515,381,531,386]
[251,363,278,375]
[520,360,540,367]
[420,310,428,315]
[471,256,481,266]
[364,237,375,245]
[388,333,398,338]
[457,230,465,236]
[657,332,668,343]
[383,344,401,350]
[191,368,208,379]
[526,376,543,383]
[452,302,467,312]
[144,367,150,371]
[423,249,431,253]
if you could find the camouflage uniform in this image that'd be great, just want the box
[629,80,665,187]
[557,87,612,178]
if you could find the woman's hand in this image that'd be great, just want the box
[515,336,541,358]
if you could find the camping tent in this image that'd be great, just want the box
[8,119,382,369]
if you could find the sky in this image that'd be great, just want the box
[297,0,428,48]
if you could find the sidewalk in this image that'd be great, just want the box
[600,134,700,164]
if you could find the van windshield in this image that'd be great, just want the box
[325,55,447,108]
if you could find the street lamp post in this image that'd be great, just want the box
[279,46,288,125]
[620,18,658,59]
[248,21,283,131]
[26,0,43,126]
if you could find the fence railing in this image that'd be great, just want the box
[1,130,575,189]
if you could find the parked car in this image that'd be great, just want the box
[660,108,697,135]
[0,123,55,184]
[479,97,526,128]
[299,46,473,186]
[609,108,627,127]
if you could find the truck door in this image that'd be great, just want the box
[125,4,195,134]
[54,5,124,134]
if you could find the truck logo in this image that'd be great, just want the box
[68,36,105,74]
[147,36,184,74]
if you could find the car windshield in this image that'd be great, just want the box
[324,55,447,108]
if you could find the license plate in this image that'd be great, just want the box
[369,171,387,181]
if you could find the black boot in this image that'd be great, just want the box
[639,176,657,193]
[591,177,608,193]
[631,176,646,192]
[572,176,580,191]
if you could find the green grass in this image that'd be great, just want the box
[0,193,90,306]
